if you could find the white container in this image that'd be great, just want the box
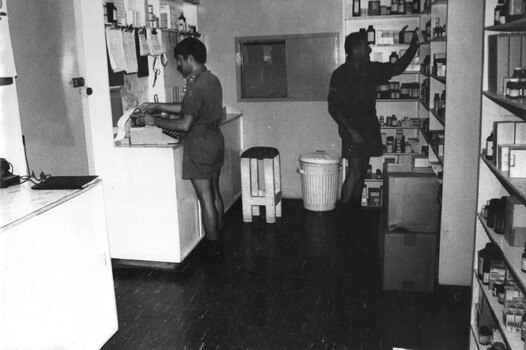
[297,151,341,211]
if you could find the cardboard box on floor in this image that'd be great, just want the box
[379,228,436,291]
[382,165,439,233]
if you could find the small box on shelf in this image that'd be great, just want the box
[493,121,516,166]
[368,187,382,207]
[504,196,526,247]
[509,147,526,178]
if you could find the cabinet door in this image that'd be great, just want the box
[7,0,96,175]
[0,185,118,349]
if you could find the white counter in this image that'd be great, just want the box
[1,181,93,232]
[0,181,118,349]
[103,113,243,266]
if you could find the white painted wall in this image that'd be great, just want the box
[199,0,343,199]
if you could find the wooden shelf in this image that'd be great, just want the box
[431,36,447,42]
[380,126,420,130]
[383,152,419,155]
[377,98,420,102]
[371,43,410,48]
[430,107,445,126]
[421,101,431,111]
[345,13,420,21]
[420,129,444,164]
[486,18,526,32]
[482,91,526,119]
[480,155,526,206]
[431,74,446,84]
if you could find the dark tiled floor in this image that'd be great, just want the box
[101,200,471,350]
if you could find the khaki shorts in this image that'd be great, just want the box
[182,129,225,179]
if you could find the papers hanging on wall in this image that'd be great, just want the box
[106,28,127,73]
[122,30,138,73]
[137,30,150,56]
[106,27,141,74]
[147,29,164,56]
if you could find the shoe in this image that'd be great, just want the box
[195,237,223,258]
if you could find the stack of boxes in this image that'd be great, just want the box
[380,166,439,291]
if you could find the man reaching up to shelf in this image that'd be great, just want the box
[328,26,421,213]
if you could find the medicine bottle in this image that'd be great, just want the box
[490,341,505,350]
[478,242,498,284]
[433,93,440,110]
[353,0,361,16]
[367,25,376,45]
[412,0,420,13]
[398,0,405,13]
[486,132,494,160]
[390,114,397,126]
[478,325,491,345]
[389,51,398,64]
[494,0,505,25]
[508,79,520,98]
[496,283,506,303]
[391,0,398,14]
[178,13,187,33]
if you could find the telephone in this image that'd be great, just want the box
[0,158,21,188]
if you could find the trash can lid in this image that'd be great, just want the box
[299,150,340,164]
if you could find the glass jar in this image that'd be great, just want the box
[478,325,491,345]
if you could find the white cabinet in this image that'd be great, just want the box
[107,145,203,265]
[470,1,526,348]
[0,182,118,349]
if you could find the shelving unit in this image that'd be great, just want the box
[470,0,526,348]
[418,0,447,166]
[344,0,444,208]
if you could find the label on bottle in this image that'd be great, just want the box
[483,271,489,284]
[487,140,494,157]
[478,254,484,278]
[354,0,360,14]
[367,31,375,43]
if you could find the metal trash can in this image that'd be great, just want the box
[297,150,341,211]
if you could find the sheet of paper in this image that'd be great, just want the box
[114,108,134,143]
[137,30,150,56]
[105,28,127,72]
[147,29,164,56]
[122,30,138,73]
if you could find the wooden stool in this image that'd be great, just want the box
[241,147,282,223]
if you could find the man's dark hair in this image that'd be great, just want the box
[173,37,207,64]
[344,31,367,55]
